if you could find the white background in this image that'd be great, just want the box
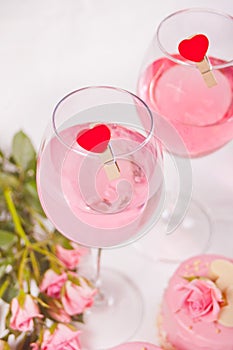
[0,0,233,348]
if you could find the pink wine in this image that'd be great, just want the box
[138,56,233,157]
[37,123,163,248]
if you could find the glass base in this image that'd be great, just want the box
[78,268,143,350]
[133,199,212,263]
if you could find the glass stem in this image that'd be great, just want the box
[93,248,106,304]
[95,248,102,289]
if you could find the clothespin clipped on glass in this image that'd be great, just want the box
[76,123,120,181]
[178,34,217,88]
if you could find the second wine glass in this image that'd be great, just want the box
[136,8,233,262]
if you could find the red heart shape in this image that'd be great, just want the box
[178,34,209,62]
[76,124,111,153]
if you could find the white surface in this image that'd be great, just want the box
[0,1,233,348]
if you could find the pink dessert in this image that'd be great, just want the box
[110,341,162,350]
[159,254,233,350]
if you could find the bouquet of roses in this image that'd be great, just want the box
[0,131,96,350]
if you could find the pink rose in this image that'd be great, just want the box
[62,278,97,315]
[176,278,223,322]
[10,294,43,332]
[40,324,81,350]
[55,243,88,269]
[40,269,67,298]
[47,300,71,323]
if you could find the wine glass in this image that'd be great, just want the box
[136,8,233,262]
[36,86,164,349]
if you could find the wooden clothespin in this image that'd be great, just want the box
[98,143,120,180]
[196,56,217,88]
[76,123,120,181]
[178,34,217,88]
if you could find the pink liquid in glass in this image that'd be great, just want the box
[138,56,233,157]
[37,123,163,248]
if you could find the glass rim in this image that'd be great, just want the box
[52,85,155,158]
[156,8,233,69]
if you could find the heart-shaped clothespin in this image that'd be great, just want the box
[76,124,120,180]
[76,124,111,153]
[178,34,217,88]
[178,34,209,62]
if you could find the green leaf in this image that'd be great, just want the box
[0,230,17,248]
[23,181,45,215]
[0,265,6,279]
[38,255,50,275]
[72,313,84,323]
[1,283,18,303]
[0,257,15,268]
[67,273,81,286]
[183,276,199,282]
[12,131,36,171]
[50,323,58,334]
[66,323,79,331]
[24,181,38,198]
[53,231,73,249]
[0,279,10,299]
[29,251,40,283]
[0,173,20,189]
[35,296,49,309]
[18,290,26,307]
